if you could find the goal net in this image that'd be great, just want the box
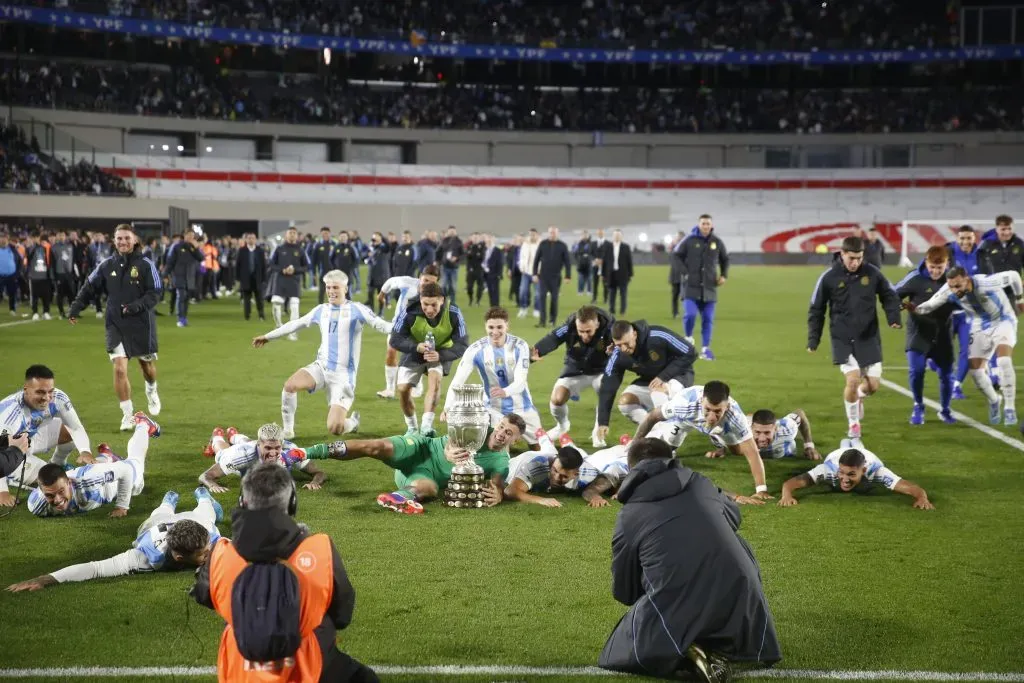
[898,219,993,268]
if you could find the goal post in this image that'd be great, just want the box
[898,219,993,268]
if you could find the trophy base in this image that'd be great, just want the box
[444,468,487,508]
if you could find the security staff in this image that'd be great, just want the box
[331,231,359,284]
[675,214,729,360]
[163,232,202,326]
[69,224,164,430]
[269,227,308,339]
[312,227,335,305]
[391,231,417,279]
[532,226,572,327]
[192,463,377,683]
[236,233,268,321]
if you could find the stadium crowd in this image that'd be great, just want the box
[0,122,133,196]
[5,60,1021,134]
[50,0,957,50]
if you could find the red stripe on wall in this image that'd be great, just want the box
[100,167,1024,191]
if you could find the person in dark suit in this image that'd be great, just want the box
[236,232,267,321]
[601,230,633,315]
[366,232,392,314]
[669,230,685,318]
[591,229,608,304]
[505,235,522,304]
[532,226,572,327]
[312,227,335,305]
[482,234,504,307]
[392,231,417,278]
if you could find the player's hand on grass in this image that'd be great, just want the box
[531,347,541,362]
[705,449,725,459]
[804,445,821,460]
[587,496,610,508]
[482,481,502,507]
[0,491,16,508]
[303,481,323,491]
[75,451,96,465]
[752,490,774,501]
[538,497,562,508]
[252,336,269,348]
[734,495,765,506]
[777,495,798,507]
[109,507,129,518]
[208,483,229,493]
[6,578,48,593]
[913,496,935,510]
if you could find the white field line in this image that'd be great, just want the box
[1,666,1023,680]
[0,319,38,329]
[878,378,1024,452]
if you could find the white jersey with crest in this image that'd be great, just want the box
[807,446,901,490]
[381,276,421,323]
[660,385,752,448]
[915,271,1023,332]
[265,301,392,377]
[28,461,139,517]
[215,440,309,477]
[0,387,92,454]
[445,334,535,415]
[754,412,801,459]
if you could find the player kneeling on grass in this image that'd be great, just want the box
[198,423,325,494]
[253,269,392,439]
[634,381,772,500]
[304,414,525,514]
[708,408,821,460]
[598,437,782,682]
[778,439,934,510]
[28,411,160,518]
[7,487,223,592]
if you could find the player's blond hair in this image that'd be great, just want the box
[322,269,349,287]
[257,423,283,442]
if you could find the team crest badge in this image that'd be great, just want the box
[926,287,933,293]
[405,438,415,445]
[1015,248,1020,255]
[110,270,117,276]
[710,243,717,250]
[130,266,139,278]
[649,350,660,361]
[838,282,845,288]
[860,276,870,285]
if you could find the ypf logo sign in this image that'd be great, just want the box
[761,222,955,253]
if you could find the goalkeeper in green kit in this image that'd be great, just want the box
[306,413,526,514]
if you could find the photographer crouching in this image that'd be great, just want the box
[191,462,378,682]
[0,430,30,483]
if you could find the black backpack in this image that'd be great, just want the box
[231,560,302,662]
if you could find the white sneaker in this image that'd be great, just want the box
[282,427,295,439]
[146,389,162,416]
[42,313,52,320]
[96,311,104,318]
[532,309,540,318]
[8,310,16,317]
[592,434,607,449]
[32,313,40,321]
[287,333,298,342]
[376,389,395,399]
[120,413,135,431]
[517,309,526,318]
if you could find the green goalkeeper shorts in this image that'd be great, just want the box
[387,434,447,487]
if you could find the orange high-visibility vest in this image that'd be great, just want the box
[203,244,220,272]
[208,534,334,682]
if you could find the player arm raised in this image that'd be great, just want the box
[532,323,569,360]
[198,463,231,493]
[252,307,320,347]
[354,302,393,335]
[6,548,152,592]
[581,475,615,508]
[792,409,820,459]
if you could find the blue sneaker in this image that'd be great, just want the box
[910,404,925,425]
[1004,408,1017,427]
[952,384,966,400]
[989,399,1002,425]
[701,347,716,361]
[194,486,224,523]
[162,491,180,511]
[938,409,957,424]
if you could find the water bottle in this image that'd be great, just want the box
[425,331,436,352]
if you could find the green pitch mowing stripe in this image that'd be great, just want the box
[1,666,1024,681]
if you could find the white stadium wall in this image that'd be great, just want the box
[5,156,1023,253]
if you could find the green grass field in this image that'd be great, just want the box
[1,265,1022,683]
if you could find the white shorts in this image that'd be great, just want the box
[839,355,883,378]
[3,453,47,490]
[649,421,687,448]
[398,364,443,387]
[621,379,685,411]
[969,320,1018,359]
[28,419,63,457]
[108,343,157,362]
[488,407,542,445]
[554,374,603,401]
[302,361,355,410]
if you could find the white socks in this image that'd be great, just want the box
[844,400,860,426]
[404,413,419,431]
[288,298,300,323]
[997,356,1016,408]
[422,412,435,432]
[145,381,157,394]
[119,399,133,417]
[550,402,569,428]
[619,403,647,424]
[231,433,249,445]
[272,302,284,328]
[970,368,1000,403]
[50,442,74,466]
[281,391,297,431]
[385,366,398,392]
[344,417,358,433]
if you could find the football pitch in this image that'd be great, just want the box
[0,265,1022,683]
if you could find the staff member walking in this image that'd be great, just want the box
[69,224,164,430]
[163,232,202,327]
[191,463,378,683]
[533,226,572,328]
[676,215,729,360]
[600,230,633,315]
[237,233,268,321]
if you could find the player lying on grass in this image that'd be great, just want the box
[778,439,934,510]
[6,487,223,592]
[252,269,392,439]
[197,422,325,494]
[28,411,160,518]
[634,381,772,499]
[304,414,525,514]
[707,408,821,460]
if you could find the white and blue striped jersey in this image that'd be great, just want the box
[916,272,1023,332]
[660,385,752,448]
[214,440,309,477]
[134,513,222,571]
[0,388,91,454]
[753,413,801,459]
[445,334,535,415]
[381,276,421,322]
[507,452,557,492]
[571,446,630,491]
[266,301,392,377]
[807,447,901,491]
[28,461,138,517]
